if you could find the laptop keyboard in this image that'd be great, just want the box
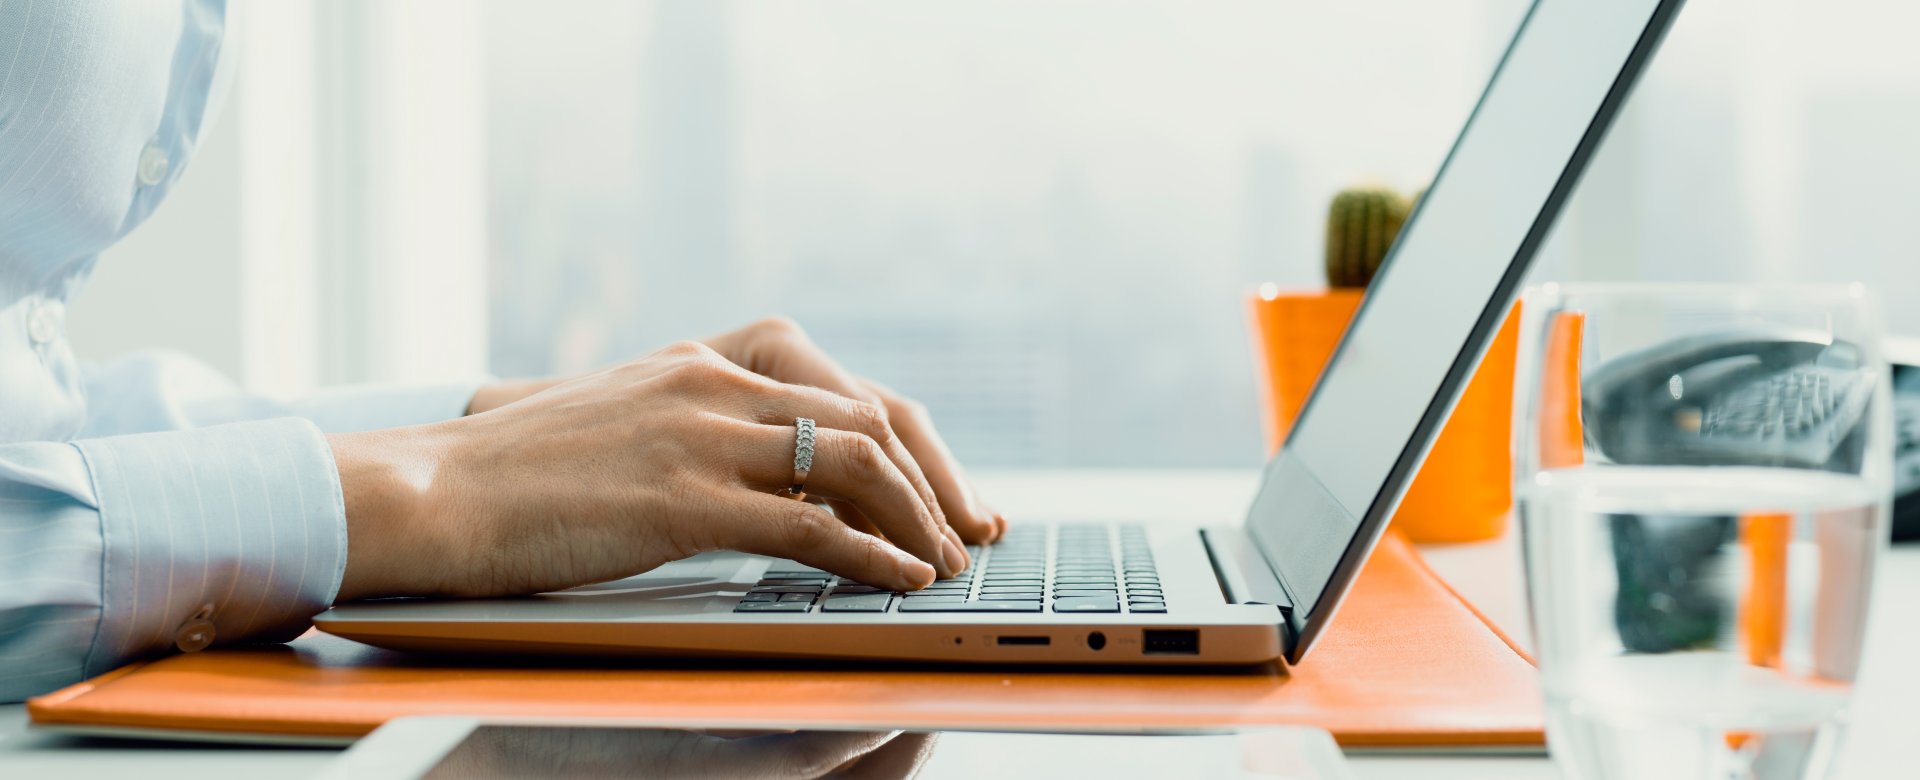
[732,523,1166,615]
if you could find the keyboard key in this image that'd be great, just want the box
[740,592,780,602]
[777,593,815,603]
[757,577,829,587]
[822,594,894,612]
[734,601,811,613]
[832,585,884,594]
[1052,588,1118,597]
[1129,604,1167,613]
[1052,597,1120,613]
[902,595,966,604]
[897,600,1043,613]
[765,567,829,578]
[753,586,824,595]
[1127,596,1166,605]
[1055,577,1116,585]
[976,594,1043,601]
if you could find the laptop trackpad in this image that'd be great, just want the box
[534,552,762,616]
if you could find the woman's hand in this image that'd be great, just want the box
[331,339,971,601]
[702,317,1006,545]
[464,317,1007,543]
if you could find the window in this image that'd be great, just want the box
[479,0,1523,466]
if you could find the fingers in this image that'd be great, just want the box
[719,492,936,591]
[864,381,1004,544]
[732,422,961,577]
[704,318,1001,548]
[704,316,866,395]
[835,732,939,780]
[824,497,882,538]
[724,381,966,572]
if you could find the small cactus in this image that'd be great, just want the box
[1324,186,1411,288]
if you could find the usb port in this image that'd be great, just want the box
[996,636,1050,646]
[1142,629,1199,655]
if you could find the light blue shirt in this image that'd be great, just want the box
[0,1,482,702]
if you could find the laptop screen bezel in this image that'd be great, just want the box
[1248,0,1690,664]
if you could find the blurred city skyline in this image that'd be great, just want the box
[481,0,1517,467]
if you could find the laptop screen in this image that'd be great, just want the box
[1243,0,1682,650]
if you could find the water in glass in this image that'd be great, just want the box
[1521,465,1880,779]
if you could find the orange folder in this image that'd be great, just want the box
[28,533,1544,749]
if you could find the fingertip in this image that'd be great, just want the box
[947,511,996,545]
[941,526,971,571]
[900,558,937,590]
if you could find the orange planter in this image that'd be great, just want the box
[1248,289,1520,544]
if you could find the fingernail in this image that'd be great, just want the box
[942,536,968,575]
[900,558,937,590]
[943,525,972,566]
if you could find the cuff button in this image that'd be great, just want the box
[175,603,218,653]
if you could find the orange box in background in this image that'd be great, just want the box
[1248,289,1520,544]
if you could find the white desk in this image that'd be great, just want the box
[4,469,1916,779]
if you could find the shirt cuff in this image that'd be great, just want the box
[286,380,490,433]
[73,417,346,674]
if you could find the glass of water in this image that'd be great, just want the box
[1514,284,1892,780]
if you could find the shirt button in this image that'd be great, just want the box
[26,300,62,345]
[175,604,218,653]
[137,144,171,186]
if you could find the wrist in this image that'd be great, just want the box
[331,424,460,601]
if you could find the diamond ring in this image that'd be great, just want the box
[790,417,816,498]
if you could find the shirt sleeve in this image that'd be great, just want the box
[283,381,488,434]
[0,418,345,703]
[0,352,487,702]
[77,350,489,437]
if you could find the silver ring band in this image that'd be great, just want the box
[790,417,816,496]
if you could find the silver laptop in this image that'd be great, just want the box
[317,0,1686,666]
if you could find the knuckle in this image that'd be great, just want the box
[782,503,833,550]
[659,339,714,359]
[847,400,892,437]
[664,349,743,390]
[845,435,890,480]
[894,395,931,424]
[750,315,805,340]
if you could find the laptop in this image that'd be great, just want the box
[317,0,1687,666]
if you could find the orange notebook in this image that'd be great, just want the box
[28,533,1544,749]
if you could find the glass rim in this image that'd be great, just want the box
[1523,281,1879,308]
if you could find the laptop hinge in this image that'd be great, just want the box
[1200,526,1294,615]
